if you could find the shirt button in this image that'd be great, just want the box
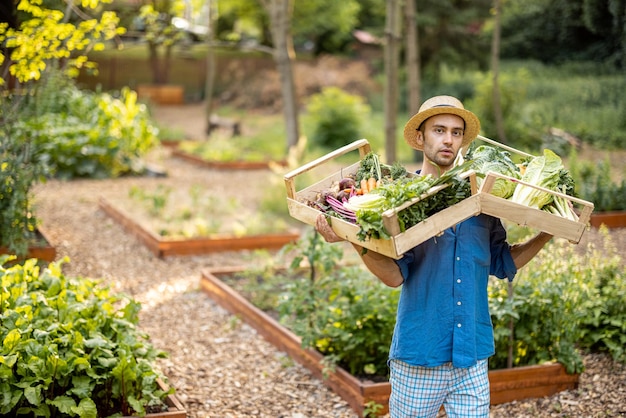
[457,323,462,328]
[456,256,461,261]
[457,279,462,283]
[457,301,462,306]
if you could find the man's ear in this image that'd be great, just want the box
[416,130,424,148]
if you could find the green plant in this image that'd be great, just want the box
[0,135,48,256]
[0,257,172,416]
[489,227,626,373]
[567,151,626,211]
[276,230,399,377]
[16,76,160,179]
[306,86,371,150]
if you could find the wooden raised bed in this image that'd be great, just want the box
[99,198,300,258]
[122,379,186,418]
[171,149,287,170]
[589,210,626,229]
[200,267,579,417]
[0,227,57,263]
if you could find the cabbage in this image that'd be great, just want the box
[468,145,521,198]
[510,149,563,209]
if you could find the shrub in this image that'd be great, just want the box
[567,151,626,211]
[0,257,172,416]
[229,227,625,377]
[277,230,399,378]
[15,70,159,179]
[305,86,371,150]
[489,228,626,373]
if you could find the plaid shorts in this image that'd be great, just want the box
[388,359,490,418]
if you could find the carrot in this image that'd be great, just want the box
[360,179,369,194]
[367,177,377,192]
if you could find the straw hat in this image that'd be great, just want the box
[403,95,481,151]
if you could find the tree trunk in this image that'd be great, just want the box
[204,0,217,136]
[148,42,164,84]
[491,0,507,143]
[263,0,300,152]
[384,0,402,164]
[405,0,421,162]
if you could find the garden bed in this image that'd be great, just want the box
[122,379,186,418]
[0,227,56,263]
[99,198,299,258]
[589,210,626,229]
[200,266,580,417]
[171,148,287,170]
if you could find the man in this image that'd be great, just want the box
[315,95,552,417]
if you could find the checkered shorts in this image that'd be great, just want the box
[388,359,490,418]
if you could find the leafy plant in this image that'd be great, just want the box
[276,230,400,377]
[0,256,172,417]
[568,151,626,212]
[224,226,626,379]
[15,75,160,179]
[306,87,371,150]
[489,227,626,373]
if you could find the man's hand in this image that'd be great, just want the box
[315,214,344,243]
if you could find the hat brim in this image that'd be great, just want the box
[403,107,481,151]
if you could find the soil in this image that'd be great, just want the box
[28,102,626,418]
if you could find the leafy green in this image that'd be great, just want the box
[354,161,474,240]
[355,152,407,183]
[510,149,564,209]
[467,145,521,198]
[0,258,172,417]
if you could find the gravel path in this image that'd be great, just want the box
[28,104,626,417]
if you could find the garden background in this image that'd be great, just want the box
[1,0,626,416]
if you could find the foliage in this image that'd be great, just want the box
[0,0,123,86]
[12,74,159,179]
[567,150,626,212]
[500,0,626,68]
[228,226,625,378]
[489,228,626,373]
[466,67,533,148]
[0,131,49,256]
[306,87,371,150]
[134,0,187,84]
[276,230,400,377]
[0,257,172,417]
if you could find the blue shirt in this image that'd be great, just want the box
[390,214,517,369]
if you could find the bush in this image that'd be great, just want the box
[489,228,626,373]
[15,70,159,179]
[0,257,172,416]
[305,86,371,150]
[277,230,399,378]
[567,151,626,211]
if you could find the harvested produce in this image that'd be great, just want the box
[467,145,521,199]
[305,153,474,240]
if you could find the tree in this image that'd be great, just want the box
[490,0,506,143]
[136,0,186,85]
[405,0,421,162]
[500,0,626,67]
[0,0,122,87]
[383,0,402,164]
[258,0,299,151]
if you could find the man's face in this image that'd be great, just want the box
[416,113,465,171]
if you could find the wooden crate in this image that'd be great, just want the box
[478,171,594,243]
[472,135,594,243]
[284,139,481,259]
